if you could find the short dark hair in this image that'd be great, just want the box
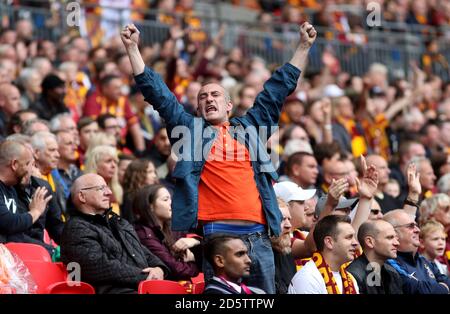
[313,141,342,165]
[286,152,314,176]
[204,234,242,270]
[77,116,96,131]
[97,113,117,129]
[100,74,120,87]
[313,215,351,252]
[7,109,36,134]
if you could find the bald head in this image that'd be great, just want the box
[383,209,420,253]
[71,173,112,214]
[0,83,21,116]
[358,220,395,249]
[383,209,411,227]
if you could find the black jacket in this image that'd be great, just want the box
[346,254,403,294]
[203,277,265,294]
[11,176,64,254]
[60,209,169,294]
[0,180,33,243]
[273,250,296,294]
[29,96,69,121]
[15,176,64,242]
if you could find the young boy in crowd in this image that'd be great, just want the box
[420,220,448,276]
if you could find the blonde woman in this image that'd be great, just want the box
[84,145,123,215]
[86,132,117,155]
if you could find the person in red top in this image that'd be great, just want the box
[83,75,145,154]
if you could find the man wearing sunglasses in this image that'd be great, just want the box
[384,209,450,294]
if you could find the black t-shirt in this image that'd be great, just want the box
[0,180,32,242]
[273,250,297,294]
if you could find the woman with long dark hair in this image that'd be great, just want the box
[121,158,158,222]
[133,184,201,280]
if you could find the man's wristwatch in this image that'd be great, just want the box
[404,198,420,208]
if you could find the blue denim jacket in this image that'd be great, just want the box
[134,63,301,236]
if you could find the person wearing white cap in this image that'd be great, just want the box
[274,181,318,259]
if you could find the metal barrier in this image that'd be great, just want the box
[1,2,449,80]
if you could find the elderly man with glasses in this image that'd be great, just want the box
[383,209,450,294]
[60,173,169,294]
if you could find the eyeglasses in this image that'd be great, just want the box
[393,222,419,230]
[370,209,381,215]
[80,185,109,193]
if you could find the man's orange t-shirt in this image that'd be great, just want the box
[198,123,266,225]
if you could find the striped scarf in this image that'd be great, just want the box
[312,252,357,294]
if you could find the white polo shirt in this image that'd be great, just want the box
[288,260,359,294]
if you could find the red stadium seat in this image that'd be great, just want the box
[45,281,95,294]
[5,242,52,262]
[191,272,204,284]
[138,280,188,294]
[190,272,205,294]
[191,281,205,294]
[22,261,94,294]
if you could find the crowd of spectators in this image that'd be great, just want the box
[0,0,449,294]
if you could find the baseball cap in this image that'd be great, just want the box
[315,194,358,218]
[273,181,316,203]
[323,84,344,98]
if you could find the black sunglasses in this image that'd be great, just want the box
[393,222,419,230]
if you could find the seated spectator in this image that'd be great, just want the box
[347,220,403,294]
[288,215,359,294]
[118,153,135,186]
[84,145,122,215]
[49,113,80,146]
[97,113,132,155]
[30,74,70,121]
[86,132,117,153]
[148,126,171,179]
[271,198,296,294]
[384,209,450,294]
[420,220,448,276]
[203,234,265,294]
[410,156,437,199]
[53,131,82,216]
[60,174,168,294]
[21,118,50,136]
[437,173,450,195]
[8,134,64,256]
[83,74,145,154]
[77,116,99,167]
[17,67,42,110]
[7,109,37,134]
[0,140,50,243]
[332,95,368,158]
[133,184,200,280]
[366,154,402,212]
[273,181,317,260]
[419,193,450,273]
[121,159,158,223]
[384,179,401,199]
[284,152,319,189]
[0,83,21,137]
[368,199,384,220]
[389,140,426,198]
